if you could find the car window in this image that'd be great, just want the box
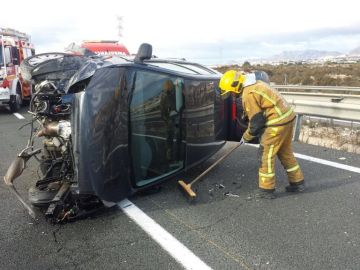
[130,70,185,186]
[4,47,11,65]
[0,48,3,66]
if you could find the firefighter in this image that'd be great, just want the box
[219,70,305,199]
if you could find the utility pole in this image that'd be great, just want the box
[116,15,123,40]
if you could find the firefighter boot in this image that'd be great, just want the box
[285,181,305,193]
[255,188,276,199]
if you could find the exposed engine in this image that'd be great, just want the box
[3,53,104,223]
[27,81,72,217]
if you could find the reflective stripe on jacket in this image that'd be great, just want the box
[242,81,295,141]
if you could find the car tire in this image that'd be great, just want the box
[17,83,25,106]
[22,97,31,106]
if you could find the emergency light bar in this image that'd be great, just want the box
[0,28,30,40]
[82,40,119,43]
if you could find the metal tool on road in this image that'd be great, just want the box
[3,148,41,219]
[178,141,243,201]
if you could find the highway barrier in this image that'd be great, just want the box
[273,85,360,140]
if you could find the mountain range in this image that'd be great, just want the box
[268,46,360,62]
[349,46,360,56]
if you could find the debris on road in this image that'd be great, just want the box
[224,192,240,198]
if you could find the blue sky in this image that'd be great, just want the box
[1,0,360,65]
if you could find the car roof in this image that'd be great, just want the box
[105,55,222,78]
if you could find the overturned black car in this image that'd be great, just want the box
[4,44,249,222]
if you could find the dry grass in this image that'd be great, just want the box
[215,62,360,87]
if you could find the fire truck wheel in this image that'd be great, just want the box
[17,84,24,106]
[9,94,21,112]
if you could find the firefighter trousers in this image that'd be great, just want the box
[258,121,304,190]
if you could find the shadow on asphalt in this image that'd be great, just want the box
[0,105,29,115]
[0,106,12,114]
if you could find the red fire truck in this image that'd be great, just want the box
[81,40,130,56]
[0,28,35,112]
[66,40,130,57]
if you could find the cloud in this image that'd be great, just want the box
[31,26,75,46]
[156,23,360,65]
[261,23,360,43]
[2,0,360,65]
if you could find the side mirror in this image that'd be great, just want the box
[134,43,152,64]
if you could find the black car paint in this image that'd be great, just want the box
[70,60,245,202]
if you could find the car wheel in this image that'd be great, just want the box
[17,83,24,106]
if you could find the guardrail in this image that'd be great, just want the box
[272,85,360,140]
[273,85,360,121]
[273,85,360,94]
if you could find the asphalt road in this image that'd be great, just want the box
[0,107,359,270]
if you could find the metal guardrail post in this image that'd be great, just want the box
[293,114,303,141]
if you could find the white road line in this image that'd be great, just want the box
[13,113,25,119]
[118,199,212,270]
[246,143,360,174]
[294,153,360,174]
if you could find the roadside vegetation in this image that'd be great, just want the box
[215,62,360,86]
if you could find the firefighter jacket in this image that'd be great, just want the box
[242,80,296,142]
[160,85,177,122]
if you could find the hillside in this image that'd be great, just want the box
[215,62,360,86]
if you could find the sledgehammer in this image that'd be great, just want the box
[178,141,243,201]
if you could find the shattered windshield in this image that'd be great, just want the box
[64,59,103,93]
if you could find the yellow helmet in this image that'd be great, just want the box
[219,70,246,94]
